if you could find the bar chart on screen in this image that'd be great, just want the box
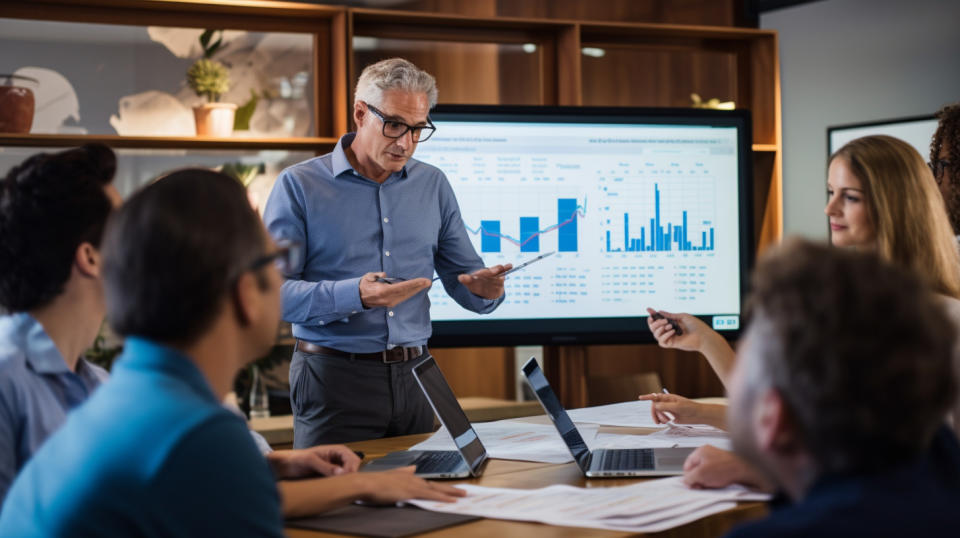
[467,197,586,253]
[414,120,741,321]
[600,175,718,255]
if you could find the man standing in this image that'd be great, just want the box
[721,240,960,536]
[264,58,509,446]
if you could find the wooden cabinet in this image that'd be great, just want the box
[0,0,780,403]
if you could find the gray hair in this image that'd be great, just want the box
[354,58,438,109]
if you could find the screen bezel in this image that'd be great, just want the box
[423,104,755,347]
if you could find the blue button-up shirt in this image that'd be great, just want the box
[263,133,503,352]
[0,313,108,503]
[0,337,283,536]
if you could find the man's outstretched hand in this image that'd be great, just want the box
[458,264,512,299]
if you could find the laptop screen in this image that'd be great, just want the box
[413,357,487,472]
[522,358,592,471]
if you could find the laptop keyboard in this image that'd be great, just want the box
[414,451,465,474]
[596,449,655,471]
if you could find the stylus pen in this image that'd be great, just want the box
[661,388,679,425]
[501,250,556,277]
[375,276,441,284]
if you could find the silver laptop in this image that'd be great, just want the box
[522,357,693,477]
[361,356,488,479]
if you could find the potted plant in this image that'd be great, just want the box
[186,29,234,137]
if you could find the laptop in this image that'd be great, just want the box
[521,357,694,477]
[361,356,488,479]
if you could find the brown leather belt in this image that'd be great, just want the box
[295,339,425,364]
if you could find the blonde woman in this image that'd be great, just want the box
[644,135,960,430]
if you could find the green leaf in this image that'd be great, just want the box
[207,36,224,58]
[233,89,259,131]
[199,29,214,49]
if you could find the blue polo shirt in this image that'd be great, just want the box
[0,338,283,537]
[263,133,503,352]
[0,313,108,503]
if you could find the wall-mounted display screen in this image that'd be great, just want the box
[417,105,754,346]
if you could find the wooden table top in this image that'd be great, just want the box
[285,431,768,538]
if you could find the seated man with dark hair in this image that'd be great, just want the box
[723,239,960,537]
[0,144,120,503]
[0,168,462,536]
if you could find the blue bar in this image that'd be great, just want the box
[624,213,629,252]
[649,218,656,250]
[640,227,645,252]
[558,198,578,252]
[481,220,500,253]
[710,228,714,250]
[520,216,539,252]
[655,185,661,252]
[702,230,707,251]
[606,230,611,251]
[682,211,688,252]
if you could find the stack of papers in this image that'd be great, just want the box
[409,476,770,533]
[408,421,599,464]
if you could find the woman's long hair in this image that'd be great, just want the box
[830,135,960,298]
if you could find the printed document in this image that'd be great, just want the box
[409,475,770,533]
[409,420,599,464]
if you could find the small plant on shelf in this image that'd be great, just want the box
[186,59,230,103]
[186,29,236,137]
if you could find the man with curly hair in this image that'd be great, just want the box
[931,103,960,235]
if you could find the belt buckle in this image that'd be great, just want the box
[381,348,406,364]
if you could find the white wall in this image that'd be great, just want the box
[761,0,960,239]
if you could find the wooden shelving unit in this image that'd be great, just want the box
[0,0,782,404]
[0,134,339,152]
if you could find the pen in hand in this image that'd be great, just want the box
[376,276,440,284]
[660,388,679,425]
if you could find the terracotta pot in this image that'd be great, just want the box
[0,75,38,134]
[193,102,236,137]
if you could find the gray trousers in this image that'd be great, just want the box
[289,349,435,447]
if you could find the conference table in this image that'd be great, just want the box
[285,422,768,538]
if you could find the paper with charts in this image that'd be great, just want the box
[409,475,770,533]
[408,420,600,464]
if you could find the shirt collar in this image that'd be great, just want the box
[331,133,410,181]
[2,312,73,375]
[114,337,219,405]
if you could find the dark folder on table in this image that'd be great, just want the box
[286,504,480,538]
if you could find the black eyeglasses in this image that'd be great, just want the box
[364,102,436,142]
[248,240,302,276]
[929,159,952,184]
